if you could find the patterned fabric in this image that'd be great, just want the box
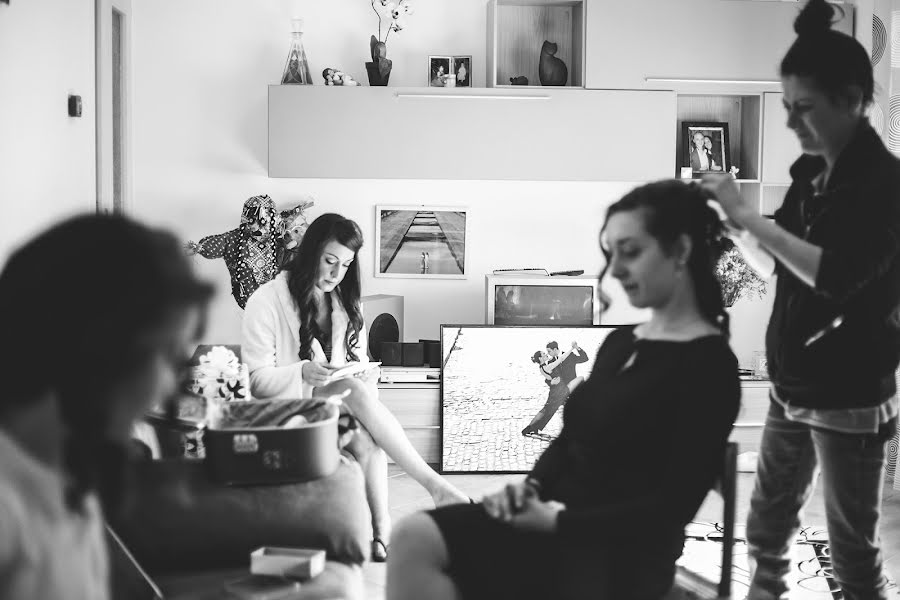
[192,195,278,309]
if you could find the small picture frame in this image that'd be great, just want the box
[428,55,472,88]
[682,122,729,178]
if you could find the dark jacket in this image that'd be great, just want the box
[766,122,900,409]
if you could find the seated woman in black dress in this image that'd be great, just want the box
[386,180,741,600]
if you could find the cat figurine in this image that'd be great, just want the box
[538,40,568,86]
[509,75,529,85]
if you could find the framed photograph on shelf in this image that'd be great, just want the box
[682,121,729,178]
[375,206,468,279]
[452,55,471,87]
[428,55,472,87]
[428,56,452,87]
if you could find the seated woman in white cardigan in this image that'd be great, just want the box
[242,213,469,562]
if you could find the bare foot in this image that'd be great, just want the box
[430,484,469,507]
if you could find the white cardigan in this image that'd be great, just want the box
[242,272,369,400]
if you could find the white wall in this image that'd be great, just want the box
[131,0,773,367]
[0,0,96,261]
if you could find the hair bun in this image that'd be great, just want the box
[794,0,835,37]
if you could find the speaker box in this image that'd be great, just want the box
[380,342,403,366]
[420,340,441,368]
[361,295,404,361]
[401,342,424,367]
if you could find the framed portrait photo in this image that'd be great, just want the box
[428,56,452,87]
[682,122,729,178]
[375,205,468,279]
[428,55,472,88]
[452,55,472,87]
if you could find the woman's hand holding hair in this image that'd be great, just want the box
[702,174,756,230]
[302,361,336,387]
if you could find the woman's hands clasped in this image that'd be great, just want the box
[481,480,565,533]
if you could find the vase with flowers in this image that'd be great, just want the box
[367,0,414,86]
[716,239,768,307]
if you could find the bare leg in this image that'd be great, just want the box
[344,424,391,543]
[321,378,468,506]
[388,513,461,600]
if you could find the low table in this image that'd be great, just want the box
[154,561,364,599]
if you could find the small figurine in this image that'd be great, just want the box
[323,67,361,86]
[729,165,741,178]
[539,40,568,86]
[509,76,529,85]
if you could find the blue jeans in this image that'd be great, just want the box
[746,398,894,600]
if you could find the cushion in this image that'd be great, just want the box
[110,456,371,574]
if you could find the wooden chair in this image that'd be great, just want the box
[664,441,738,600]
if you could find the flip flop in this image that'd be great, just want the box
[371,537,388,563]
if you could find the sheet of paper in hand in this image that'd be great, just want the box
[330,362,381,380]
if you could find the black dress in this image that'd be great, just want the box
[428,326,740,600]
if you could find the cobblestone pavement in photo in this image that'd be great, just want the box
[441,327,611,472]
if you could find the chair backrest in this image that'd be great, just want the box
[664,441,738,600]
[716,441,738,598]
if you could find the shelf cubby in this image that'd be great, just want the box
[487,0,585,88]
[674,94,762,181]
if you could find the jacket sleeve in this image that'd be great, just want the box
[195,229,237,259]
[554,348,740,543]
[242,289,306,399]
[572,348,589,365]
[814,183,900,303]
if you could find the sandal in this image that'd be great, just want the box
[371,537,388,563]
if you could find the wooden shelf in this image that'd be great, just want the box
[487,0,585,88]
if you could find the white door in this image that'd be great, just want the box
[95,0,132,214]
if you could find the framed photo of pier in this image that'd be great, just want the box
[375,205,468,279]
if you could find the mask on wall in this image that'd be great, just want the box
[185,195,315,309]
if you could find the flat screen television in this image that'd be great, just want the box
[485,274,602,326]
[440,324,621,474]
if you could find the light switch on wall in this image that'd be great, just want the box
[68,95,82,118]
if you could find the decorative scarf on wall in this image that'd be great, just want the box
[187,195,278,309]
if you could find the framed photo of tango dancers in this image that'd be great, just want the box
[440,324,621,474]
[681,121,729,179]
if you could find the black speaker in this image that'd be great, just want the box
[420,339,441,368]
[380,342,403,366]
[401,342,424,367]
[361,295,403,360]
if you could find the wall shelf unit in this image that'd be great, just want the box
[268,85,674,181]
[487,0,585,88]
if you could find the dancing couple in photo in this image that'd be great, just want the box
[521,340,587,438]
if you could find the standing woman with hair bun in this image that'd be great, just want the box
[706,1,900,598]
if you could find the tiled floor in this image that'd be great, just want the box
[362,467,900,600]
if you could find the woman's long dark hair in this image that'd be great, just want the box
[780,0,873,108]
[598,180,730,337]
[0,214,214,513]
[285,213,364,363]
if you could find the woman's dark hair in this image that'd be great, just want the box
[598,179,730,337]
[0,214,214,512]
[531,351,543,364]
[780,0,873,108]
[285,213,364,363]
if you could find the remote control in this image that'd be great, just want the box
[550,270,584,276]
